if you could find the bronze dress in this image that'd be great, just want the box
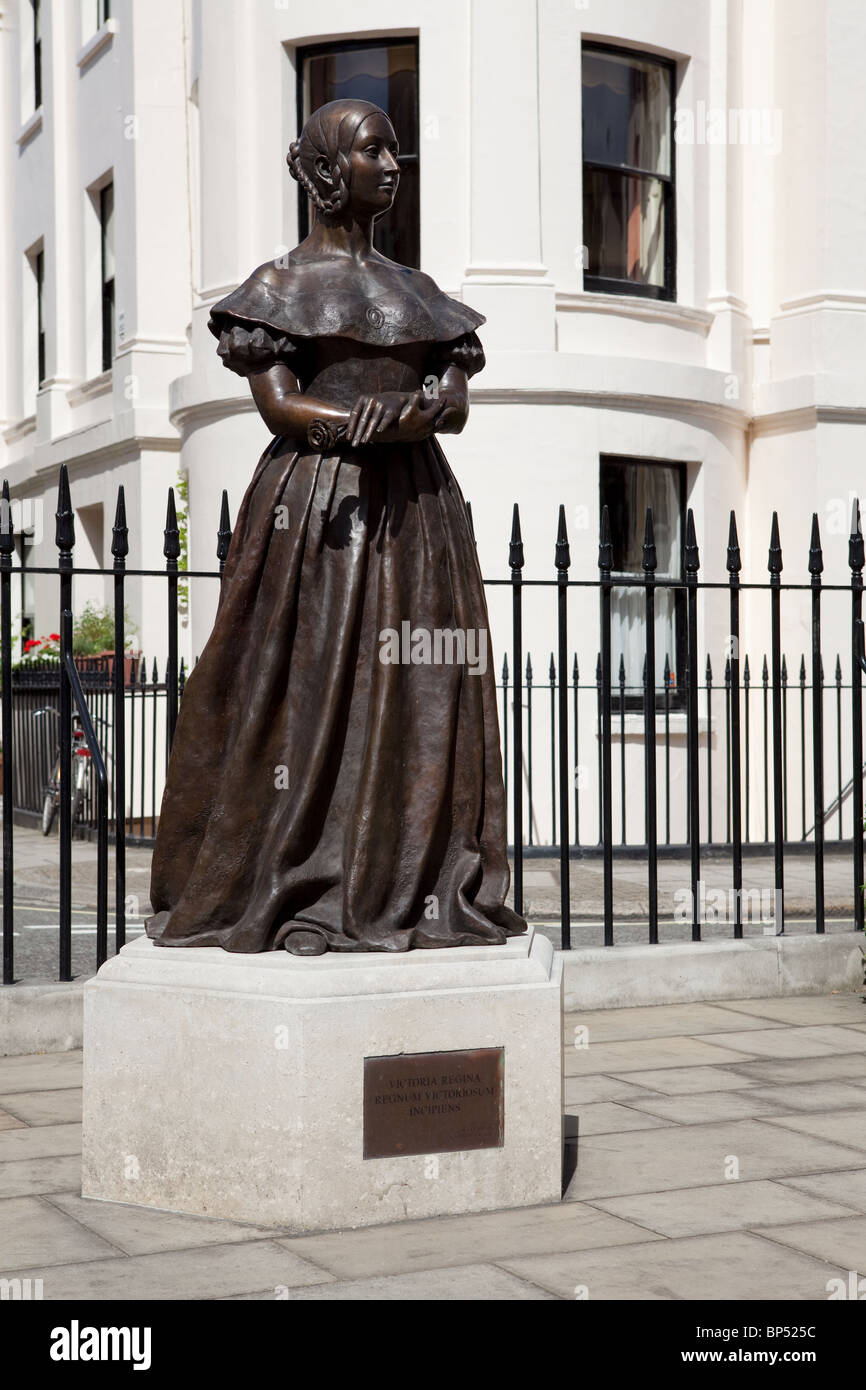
[145,259,526,952]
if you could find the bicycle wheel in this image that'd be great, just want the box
[71,782,86,829]
[41,788,57,836]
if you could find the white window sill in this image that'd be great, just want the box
[67,371,112,407]
[556,290,714,335]
[16,108,42,148]
[2,415,36,446]
[77,19,118,71]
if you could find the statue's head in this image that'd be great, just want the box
[288,99,400,224]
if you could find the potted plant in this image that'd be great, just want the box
[72,603,139,683]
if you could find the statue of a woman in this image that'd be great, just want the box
[145,99,526,955]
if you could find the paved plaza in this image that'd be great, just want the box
[1,991,864,1300]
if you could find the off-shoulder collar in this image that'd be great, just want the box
[208,259,485,348]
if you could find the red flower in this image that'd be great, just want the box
[24,639,41,650]
[48,633,60,641]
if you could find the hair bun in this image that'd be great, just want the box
[286,140,301,178]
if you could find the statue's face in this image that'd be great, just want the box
[346,113,400,218]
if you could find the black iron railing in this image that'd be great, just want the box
[11,656,184,840]
[496,647,858,857]
[1,466,864,979]
[485,498,866,948]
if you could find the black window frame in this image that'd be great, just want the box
[32,0,42,110]
[35,248,45,386]
[295,36,420,268]
[582,41,677,303]
[600,454,687,712]
[100,182,115,373]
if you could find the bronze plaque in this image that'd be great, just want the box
[363,1048,504,1159]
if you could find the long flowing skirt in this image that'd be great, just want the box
[145,435,525,952]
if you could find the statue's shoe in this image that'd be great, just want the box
[283,930,327,957]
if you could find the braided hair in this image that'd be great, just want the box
[287,98,389,223]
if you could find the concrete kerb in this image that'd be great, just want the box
[0,979,87,1056]
[561,931,866,1010]
[0,932,863,1054]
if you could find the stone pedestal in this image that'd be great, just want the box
[81,928,563,1233]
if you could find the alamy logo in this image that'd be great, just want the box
[0,1277,43,1300]
[673,881,782,931]
[674,102,783,154]
[49,1321,152,1371]
[826,1271,866,1300]
[379,622,487,675]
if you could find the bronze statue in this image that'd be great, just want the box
[145,100,526,955]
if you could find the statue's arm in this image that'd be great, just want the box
[429,365,470,435]
[248,363,351,441]
[378,366,469,442]
[248,363,470,448]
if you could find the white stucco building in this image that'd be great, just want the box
[2,0,865,843]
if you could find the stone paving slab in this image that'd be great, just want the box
[0,1089,85,1126]
[45,1192,278,1257]
[563,1075,661,1106]
[724,1053,866,1085]
[714,995,866,1027]
[563,1001,782,1042]
[568,1101,674,1134]
[0,1108,26,1130]
[780,1170,866,1214]
[759,1109,866,1151]
[275,1264,558,1301]
[2,1241,335,1301]
[615,1090,784,1125]
[566,1119,866,1201]
[696,1025,866,1060]
[0,1195,120,1267]
[609,1064,760,1095]
[0,1122,81,1162]
[588,1179,856,1239]
[0,1050,83,1093]
[760,1216,866,1272]
[0,1154,85,1199]
[747,1081,866,1113]
[274,1203,660,1280]
[498,1231,848,1301]
[564,1035,758,1076]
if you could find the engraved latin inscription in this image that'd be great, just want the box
[363,1048,504,1159]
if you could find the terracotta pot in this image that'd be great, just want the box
[91,650,142,685]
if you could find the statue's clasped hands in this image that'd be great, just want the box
[344,389,442,447]
[301,377,468,453]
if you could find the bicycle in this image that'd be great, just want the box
[34,707,93,836]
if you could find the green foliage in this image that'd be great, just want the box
[71,603,136,656]
[176,471,189,615]
[2,605,137,685]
